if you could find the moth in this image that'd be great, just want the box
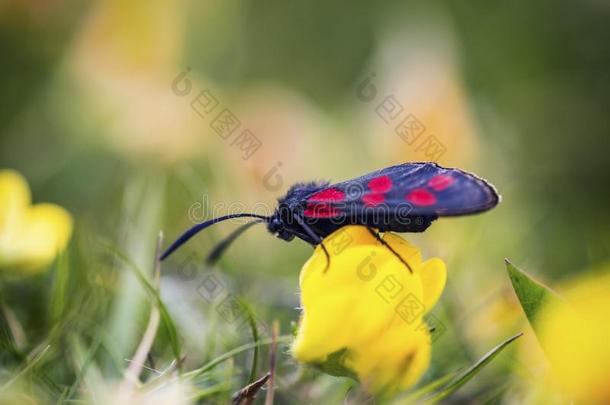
[161,162,499,271]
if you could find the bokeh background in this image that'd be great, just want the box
[1,0,609,403]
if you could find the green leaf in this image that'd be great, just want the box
[314,348,357,379]
[424,333,522,403]
[505,258,562,333]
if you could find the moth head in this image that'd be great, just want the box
[267,215,295,241]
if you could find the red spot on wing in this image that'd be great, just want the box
[368,175,392,193]
[428,175,454,191]
[406,188,437,206]
[303,203,342,218]
[362,193,385,207]
[307,188,345,202]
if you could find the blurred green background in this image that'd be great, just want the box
[1,0,609,403]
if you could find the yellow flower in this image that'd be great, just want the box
[536,269,610,403]
[292,225,446,393]
[67,0,207,163]
[0,170,73,273]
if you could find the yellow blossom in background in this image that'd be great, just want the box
[0,170,72,273]
[66,0,206,163]
[536,269,610,403]
[361,21,480,168]
[231,85,330,193]
[292,226,446,393]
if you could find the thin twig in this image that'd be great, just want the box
[232,372,270,405]
[264,320,279,405]
[118,231,164,396]
[1,303,27,349]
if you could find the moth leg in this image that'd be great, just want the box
[366,227,413,273]
[293,214,331,272]
[319,243,331,273]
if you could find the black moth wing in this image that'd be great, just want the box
[299,162,499,235]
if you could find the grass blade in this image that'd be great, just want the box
[425,333,523,403]
[105,243,181,365]
[396,370,461,403]
[58,333,103,403]
[0,344,51,392]
[183,335,291,382]
[241,302,260,384]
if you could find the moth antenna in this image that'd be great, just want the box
[161,213,269,260]
[205,219,264,266]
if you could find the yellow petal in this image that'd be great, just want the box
[537,271,610,403]
[381,232,423,268]
[294,244,424,362]
[0,170,73,273]
[382,232,446,312]
[0,169,31,234]
[292,225,446,393]
[347,322,431,392]
[418,258,447,312]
